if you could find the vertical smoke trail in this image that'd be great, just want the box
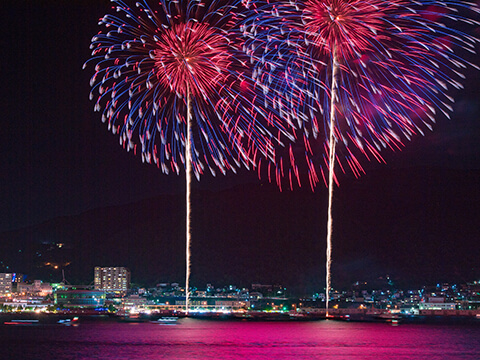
[325,46,338,316]
[185,86,192,315]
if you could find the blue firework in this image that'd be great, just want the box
[242,0,480,190]
[85,0,293,179]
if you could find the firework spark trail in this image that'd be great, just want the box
[85,0,294,313]
[185,85,192,315]
[243,0,479,311]
[325,45,339,316]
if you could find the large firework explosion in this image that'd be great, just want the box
[243,0,480,190]
[85,0,292,179]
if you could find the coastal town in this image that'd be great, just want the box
[1,267,480,323]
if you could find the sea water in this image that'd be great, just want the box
[1,318,480,359]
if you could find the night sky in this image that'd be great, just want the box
[2,0,480,291]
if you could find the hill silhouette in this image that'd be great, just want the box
[1,166,478,294]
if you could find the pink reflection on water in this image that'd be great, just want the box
[2,318,480,359]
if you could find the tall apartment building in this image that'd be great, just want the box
[0,273,13,295]
[94,267,131,293]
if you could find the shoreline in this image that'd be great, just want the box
[1,309,479,325]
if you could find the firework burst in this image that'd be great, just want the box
[84,0,293,313]
[243,0,480,189]
[85,0,291,179]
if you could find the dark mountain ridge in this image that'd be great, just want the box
[0,166,478,294]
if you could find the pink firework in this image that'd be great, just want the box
[85,0,292,179]
[243,0,480,190]
[302,0,389,59]
[154,22,232,99]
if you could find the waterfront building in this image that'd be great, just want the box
[419,296,456,310]
[123,294,148,308]
[0,273,13,295]
[152,296,249,312]
[2,296,50,311]
[94,267,130,293]
[55,289,106,308]
[15,280,53,296]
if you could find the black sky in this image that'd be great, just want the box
[2,0,480,289]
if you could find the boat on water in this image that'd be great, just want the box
[375,313,402,321]
[151,317,179,324]
[0,313,82,326]
[119,312,150,322]
[288,312,325,321]
[4,319,40,326]
[57,317,79,325]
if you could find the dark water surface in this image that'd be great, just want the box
[2,318,480,359]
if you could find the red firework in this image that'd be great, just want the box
[154,23,232,98]
[302,0,391,59]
